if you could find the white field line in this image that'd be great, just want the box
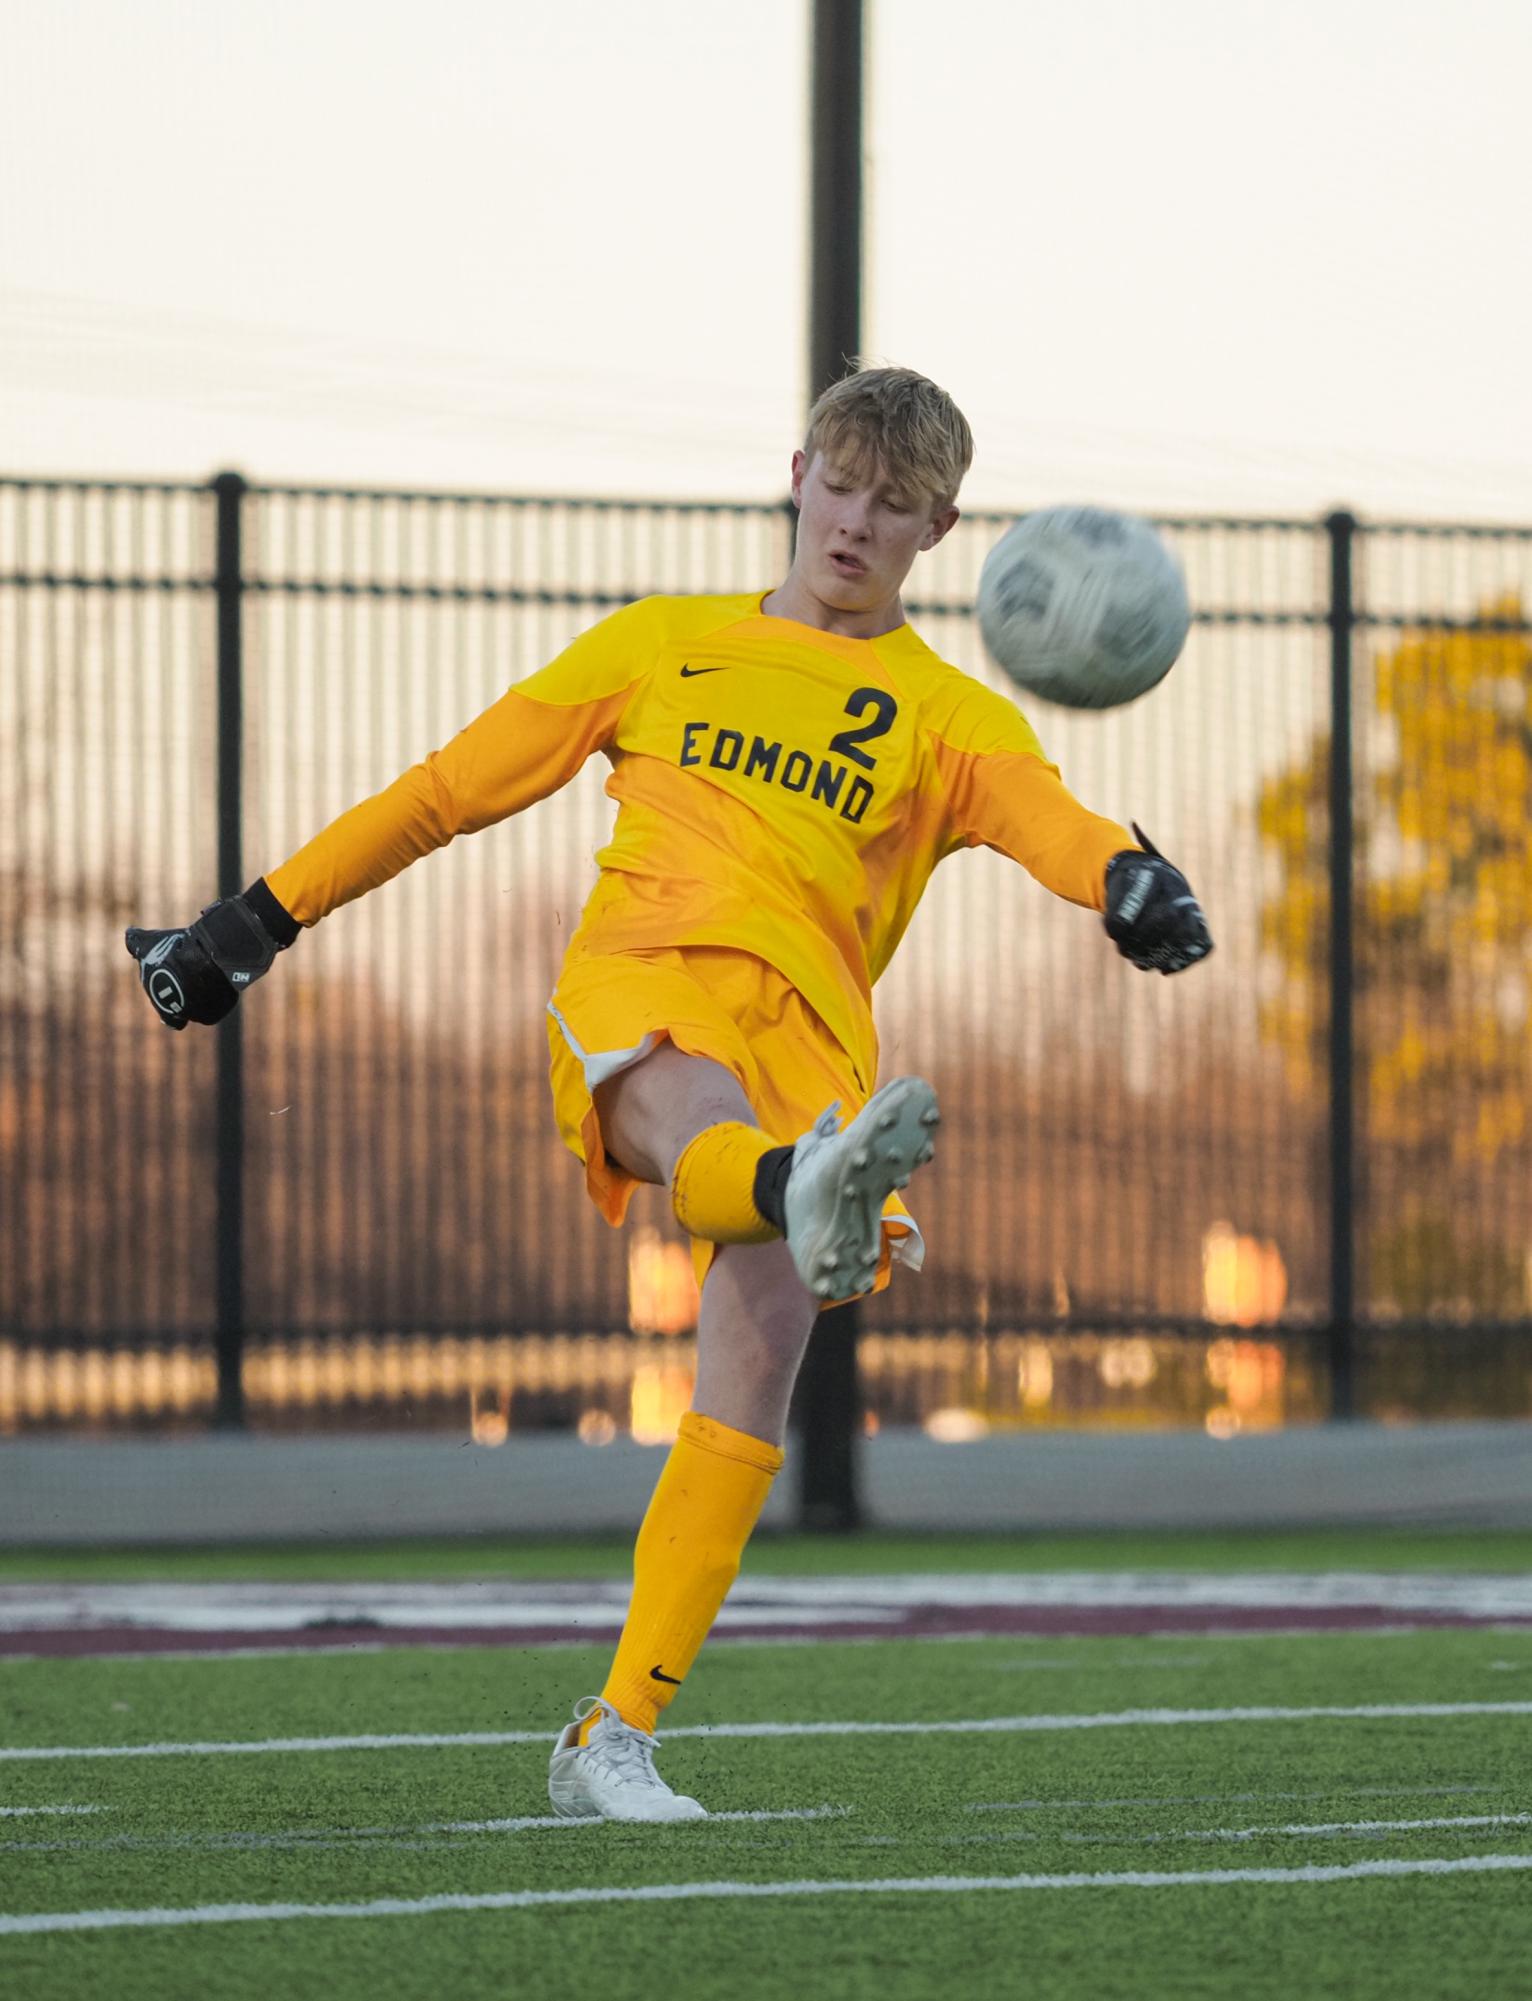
[967,1784,1501,1812]
[667,1702,1532,1741]
[988,1655,1215,1673]
[0,1805,846,1857]
[1174,1813,1532,1844]
[0,1805,104,1818]
[954,1813,1532,1849]
[428,1807,845,1834]
[6,1853,1532,1936]
[8,1571,1532,1623]
[7,1699,1532,1764]
[0,1645,400,1666]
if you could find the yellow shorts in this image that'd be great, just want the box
[546,944,922,1295]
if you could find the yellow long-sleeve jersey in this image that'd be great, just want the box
[266,591,1133,1087]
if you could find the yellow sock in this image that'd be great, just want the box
[671,1121,780,1244]
[583,1411,784,1739]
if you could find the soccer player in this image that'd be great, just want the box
[126,367,1212,1823]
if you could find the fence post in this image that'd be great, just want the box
[212,471,248,1430]
[792,1302,863,1530]
[1325,509,1358,1420]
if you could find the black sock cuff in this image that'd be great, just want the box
[752,1144,794,1234]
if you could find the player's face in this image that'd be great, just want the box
[790,449,958,617]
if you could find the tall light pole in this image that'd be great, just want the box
[794,0,868,1531]
[808,0,864,401]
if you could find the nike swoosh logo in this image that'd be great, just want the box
[649,1664,682,1685]
[679,664,724,677]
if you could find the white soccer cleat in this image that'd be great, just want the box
[783,1075,940,1302]
[547,1698,707,1823]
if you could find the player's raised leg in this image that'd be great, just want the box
[588,1039,939,1304]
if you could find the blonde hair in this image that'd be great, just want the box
[804,365,974,511]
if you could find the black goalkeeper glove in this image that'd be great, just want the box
[125,879,299,1029]
[1103,823,1213,975]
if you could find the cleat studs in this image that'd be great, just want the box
[883,1145,903,1163]
[918,1145,935,1164]
[894,1175,909,1190]
[877,1112,896,1130]
[852,1147,870,1169]
[920,1108,940,1127]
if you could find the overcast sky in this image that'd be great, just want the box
[4,0,1529,519]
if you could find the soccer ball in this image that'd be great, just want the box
[975,505,1191,710]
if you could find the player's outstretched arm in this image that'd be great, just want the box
[123,597,656,1032]
[1103,822,1213,976]
[926,700,1212,973]
[126,878,299,1030]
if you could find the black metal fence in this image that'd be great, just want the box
[3,474,1530,1436]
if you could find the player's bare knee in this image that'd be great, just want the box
[596,1043,754,1186]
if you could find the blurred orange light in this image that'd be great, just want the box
[627,1226,701,1337]
[630,1363,693,1445]
[1203,1221,1288,1327]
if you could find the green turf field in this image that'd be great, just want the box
[3,1533,1531,2000]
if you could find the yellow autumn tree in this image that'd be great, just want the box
[1258,593,1532,1313]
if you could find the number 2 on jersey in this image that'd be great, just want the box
[829,688,898,770]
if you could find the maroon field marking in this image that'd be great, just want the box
[6,1602,1531,1658]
